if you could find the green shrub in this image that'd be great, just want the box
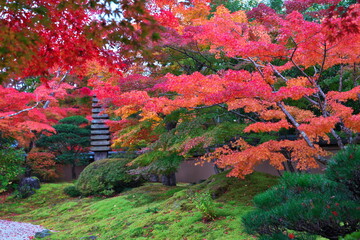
[63,185,81,197]
[133,150,183,175]
[257,232,316,240]
[243,146,360,240]
[76,158,143,196]
[0,145,25,192]
[341,230,360,240]
[189,191,217,222]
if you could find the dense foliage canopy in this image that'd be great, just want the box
[1,0,359,180]
[91,0,360,178]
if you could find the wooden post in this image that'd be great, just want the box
[91,96,110,161]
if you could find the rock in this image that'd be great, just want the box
[34,229,52,238]
[20,177,40,189]
[149,174,159,182]
[80,236,97,239]
[17,177,41,198]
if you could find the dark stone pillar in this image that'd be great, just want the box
[161,173,176,186]
[91,96,110,161]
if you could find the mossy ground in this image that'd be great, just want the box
[0,172,279,240]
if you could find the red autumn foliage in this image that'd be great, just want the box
[27,152,59,181]
[91,1,360,178]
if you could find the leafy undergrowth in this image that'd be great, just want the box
[0,172,279,240]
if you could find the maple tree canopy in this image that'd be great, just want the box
[0,0,158,148]
[1,0,360,178]
[91,0,360,178]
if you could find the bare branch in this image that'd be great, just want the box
[276,102,313,146]
[339,64,343,91]
[0,102,40,120]
[191,104,220,109]
[248,57,265,78]
[269,63,320,106]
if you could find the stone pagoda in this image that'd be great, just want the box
[90,96,111,161]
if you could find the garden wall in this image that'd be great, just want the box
[175,145,340,182]
[56,146,340,182]
[56,164,86,181]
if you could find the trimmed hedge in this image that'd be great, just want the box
[76,158,143,196]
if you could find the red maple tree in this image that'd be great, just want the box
[93,1,360,178]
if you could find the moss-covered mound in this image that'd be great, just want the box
[76,158,144,196]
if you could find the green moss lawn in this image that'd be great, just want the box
[0,172,278,240]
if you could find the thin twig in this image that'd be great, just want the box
[166,45,218,72]
[43,70,70,109]
[218,104,258,123]
[248,57,265,78]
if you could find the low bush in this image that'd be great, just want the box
[27,152,58,181]
[14,185,35,199]
[342,230,360,240]
[63,185,81,197]
[76,158,144,196]
[189,191,217,222]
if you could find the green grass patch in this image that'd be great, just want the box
[0,172,278,240]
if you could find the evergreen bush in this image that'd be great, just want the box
[76,158,143,196]
[243,145,360,240]
[36,115,90,179]
[326,145,360,199]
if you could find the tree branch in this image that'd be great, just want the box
[318,41,327,80]
[43,70,70,109]
[0,102,40,120]
[166,45,218,73]
[269,63,320,106]
[248,57,265,78]
[218,104,258,123]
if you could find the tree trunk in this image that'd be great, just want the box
[214,165,223,174]
[165,121,177,131]
[25,165,32,177]
[286,160,296,173]
[71,164,77,179]
[162,173,176,186]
